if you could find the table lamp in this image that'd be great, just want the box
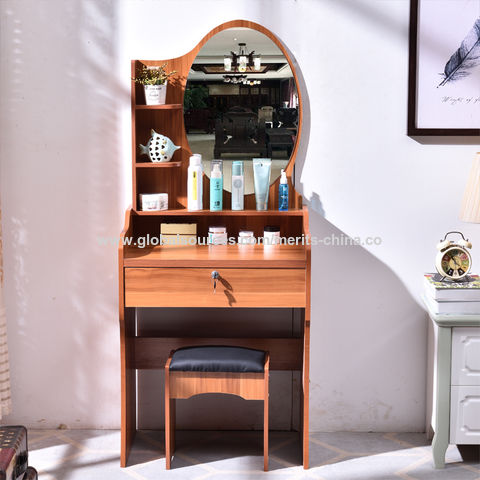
[460,152,480,223]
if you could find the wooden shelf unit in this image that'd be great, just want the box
[131,55,302,213]
[121,20,310,470]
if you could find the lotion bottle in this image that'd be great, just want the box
[231,161,244,210]
[187,154,203,210]
[253,158,271,211]
[278,169,289,211]
[210,160,223,211]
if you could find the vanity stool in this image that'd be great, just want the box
[164,346,270,471]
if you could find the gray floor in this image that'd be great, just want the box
[28,429,479,479]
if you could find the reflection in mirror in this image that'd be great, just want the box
[184,27,299,194]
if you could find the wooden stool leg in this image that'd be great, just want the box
[165,353,173,470]
[171,398,176,452]
[264,354,269,472]
[165,383,171,469]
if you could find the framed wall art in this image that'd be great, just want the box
[408,0,480,136]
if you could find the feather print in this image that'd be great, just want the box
[438,18,480,87]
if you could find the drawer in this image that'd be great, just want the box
[450,385,480,444]
[124,267,306,308]
[451,327,480,386]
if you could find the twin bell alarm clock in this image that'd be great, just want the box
[435,231,472,281]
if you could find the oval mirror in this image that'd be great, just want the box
[184,27,299,194]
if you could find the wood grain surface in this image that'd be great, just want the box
[124,244,307,268]
[135,337,302,371]
[125,267,306,307]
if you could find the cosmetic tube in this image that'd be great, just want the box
[253,158,272,211]
[231,161,244,211]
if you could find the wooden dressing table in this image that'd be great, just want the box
[119,20,311,469]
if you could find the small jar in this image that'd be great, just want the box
[208,226,228,245]
[263,226,280,245]
[238,230,254,245]
[140,193,168,211]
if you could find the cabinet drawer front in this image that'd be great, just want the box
[125,268,305,308]
[451,327,480,386]
[450,385,480,444]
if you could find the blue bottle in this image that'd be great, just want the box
[210,160,223,211]
[278,169,289,211]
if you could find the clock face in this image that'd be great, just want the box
[441,248,471,278]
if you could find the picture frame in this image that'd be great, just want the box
[408,0,480,136]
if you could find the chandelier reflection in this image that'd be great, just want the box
[223,75,261,86]
[224,43,261,73]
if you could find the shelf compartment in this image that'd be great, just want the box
[135,162,182,168]
[135,109,183,165]
[136,168,181,210]
[130,209,304,240]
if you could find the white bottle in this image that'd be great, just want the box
[188,154,203,211]
[231,161,244,211]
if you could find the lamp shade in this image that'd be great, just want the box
[224,56,232,72]
[238,55,247,72]
[460,152,480,223]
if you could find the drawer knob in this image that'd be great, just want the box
[211,271,220,293]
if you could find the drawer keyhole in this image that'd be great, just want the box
[211,271,220,293]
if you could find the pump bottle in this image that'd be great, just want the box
[210,161,223,211]
[278,169,289,211]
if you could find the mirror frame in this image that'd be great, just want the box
[181,20,303,198]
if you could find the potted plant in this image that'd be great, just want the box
[184,85,209,111]
[133,64,176,105]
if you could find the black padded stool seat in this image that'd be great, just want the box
[169,346,266,373]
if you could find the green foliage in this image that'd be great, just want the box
[132,64,176,85]
[184,85,209,110]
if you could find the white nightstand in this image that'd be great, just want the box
[425,304,480,468]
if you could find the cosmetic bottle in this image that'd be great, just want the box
[210,160,223,211]
[253,158,271,211]
[231,161,244,211]
[278,169,289,211]
[187,154,203,211]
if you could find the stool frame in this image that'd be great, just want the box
[165,350,270,471]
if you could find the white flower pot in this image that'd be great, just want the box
[144,84,167,105]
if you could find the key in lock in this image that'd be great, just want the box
[211,270,220,293]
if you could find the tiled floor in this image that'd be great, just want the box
[28,429,479,480]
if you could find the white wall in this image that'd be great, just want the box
[1,0,478,431]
